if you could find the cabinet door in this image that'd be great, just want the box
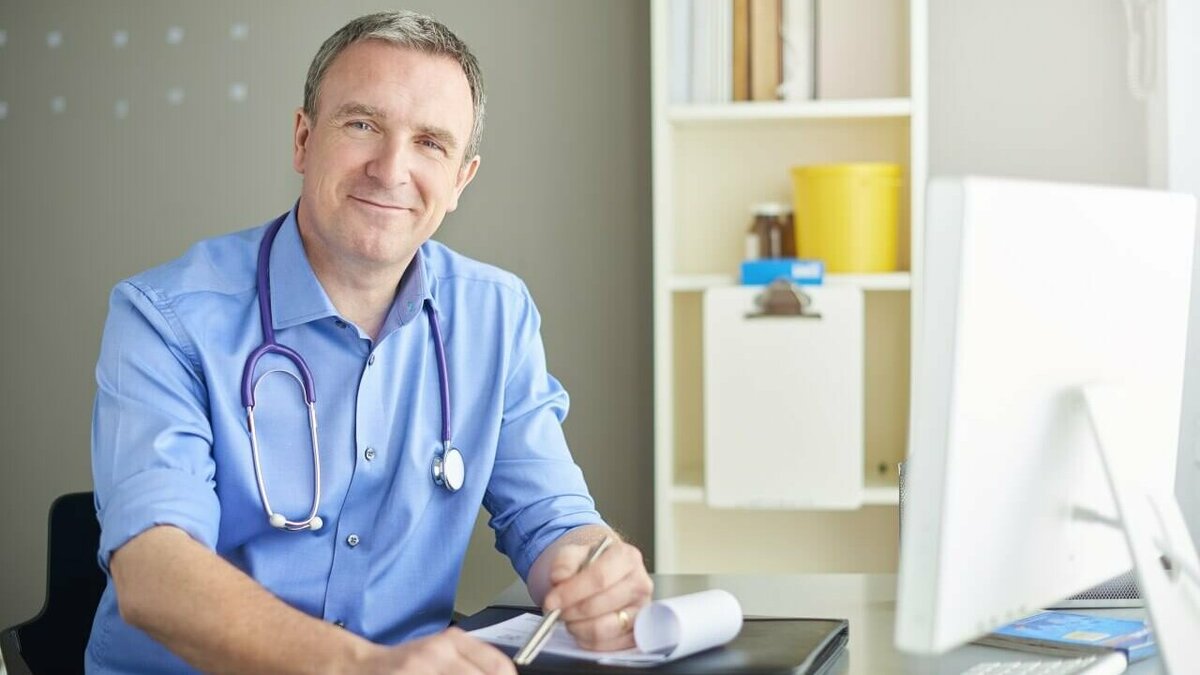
[703,285,864,509]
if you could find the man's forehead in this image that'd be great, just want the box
[317,43,473,131]
[322,42,471,103]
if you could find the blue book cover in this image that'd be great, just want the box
[740,258,824,286]
[975,610,1156,663]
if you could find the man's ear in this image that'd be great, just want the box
[447,155,481,213]
[292,108,311,174]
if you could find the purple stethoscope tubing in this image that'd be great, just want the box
[243,214,464,533]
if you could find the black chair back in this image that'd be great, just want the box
[1,491,106,675]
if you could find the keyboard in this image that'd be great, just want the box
[961,651,1127,675]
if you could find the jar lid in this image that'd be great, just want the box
[751,202,791,217]
[790,162,901,176]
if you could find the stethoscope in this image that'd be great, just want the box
[242,214,465,532]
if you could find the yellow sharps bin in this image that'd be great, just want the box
[791,163,902,273]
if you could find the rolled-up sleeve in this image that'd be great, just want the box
[91,280,220,572]
[483,285,605,580]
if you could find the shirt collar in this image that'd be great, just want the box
[380,245,434,335]
[268,205,434,333]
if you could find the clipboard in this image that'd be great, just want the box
[459,606,849,674]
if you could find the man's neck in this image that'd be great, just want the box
[296,230,413,343]
[316,265,407,342]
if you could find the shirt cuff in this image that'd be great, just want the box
[502,498,607,581]
[97,467,221,573]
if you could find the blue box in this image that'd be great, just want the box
[740,258,824,285]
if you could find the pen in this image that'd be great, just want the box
[513,535,614,666]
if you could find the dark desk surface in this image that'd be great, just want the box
[487,574,1162,675]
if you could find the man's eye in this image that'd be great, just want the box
[419,139,445,153]
[347,121,373,132]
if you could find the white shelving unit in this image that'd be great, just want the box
[668,97,913,123]
[669,273,912,292]
[651,0,927,574]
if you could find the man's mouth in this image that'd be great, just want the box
[350,195,409,211]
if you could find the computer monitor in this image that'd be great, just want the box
[894,177,1200,669]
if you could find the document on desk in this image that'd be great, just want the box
[469,589,744,666]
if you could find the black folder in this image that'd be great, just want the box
[459,606,849,674]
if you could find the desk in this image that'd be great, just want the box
[486,574,1162,674]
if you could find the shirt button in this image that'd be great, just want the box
[334,620,345,628]
[346,534,360,547]
[368,353,376,366]
[364,447,376,461]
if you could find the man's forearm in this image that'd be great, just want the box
[111,525,376,674]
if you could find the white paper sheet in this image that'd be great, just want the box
[469,589,743,667]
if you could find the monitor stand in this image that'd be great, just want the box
[1083,385,1200,673]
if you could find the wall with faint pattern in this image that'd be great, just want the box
[0,0,652,630]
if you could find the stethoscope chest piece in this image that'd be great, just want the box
[433,444,466,492]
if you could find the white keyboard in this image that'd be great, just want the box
[961,651,1127,675]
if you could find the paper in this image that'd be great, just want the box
[469,589,743,667]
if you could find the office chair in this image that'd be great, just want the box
[1,492,106,675]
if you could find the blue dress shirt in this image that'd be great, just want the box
[86,206,604,673]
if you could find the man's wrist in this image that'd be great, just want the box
[322,629,383,675]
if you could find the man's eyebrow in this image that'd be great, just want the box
[331,102,385,120]
[418,124,460,152]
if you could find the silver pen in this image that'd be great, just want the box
[513,535,614,665]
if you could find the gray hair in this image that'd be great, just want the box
[303,11,486,160]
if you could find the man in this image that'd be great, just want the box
[87,11,651,673]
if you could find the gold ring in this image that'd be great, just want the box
[617,608,631,633]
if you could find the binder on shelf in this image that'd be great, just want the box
[668,0,692,103]
[749,0,783,101]
[690,0,733,103]
[741,258,824,285]
[733,0,751,100]
[816,0,906,99]
[779,0,815,100]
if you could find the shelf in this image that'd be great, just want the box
[862,485,901,506]
[669,273,911,292]
[671,479,900,507]
[668,98,912,124]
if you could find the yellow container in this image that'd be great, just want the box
[791,163,902,273]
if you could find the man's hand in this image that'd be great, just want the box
[540,536,654,651]
[353,628,515,675]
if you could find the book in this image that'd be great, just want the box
[749,0,782,101]
[690,0,733,104]
[779,0,815,100]
[974,610,1157,663]
[669,0,692,103]
[732,0,751,100]
[741,258,824,285]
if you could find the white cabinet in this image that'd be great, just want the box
[651,0,927,573]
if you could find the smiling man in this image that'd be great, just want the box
[87,11,651,674]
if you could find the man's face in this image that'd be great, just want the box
[292,40,479,271]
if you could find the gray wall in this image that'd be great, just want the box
[929,0,1147,186]
[0,1,652,628]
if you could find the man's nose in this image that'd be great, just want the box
[365,137,412,188]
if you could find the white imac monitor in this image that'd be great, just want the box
[894,177,1200,669]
